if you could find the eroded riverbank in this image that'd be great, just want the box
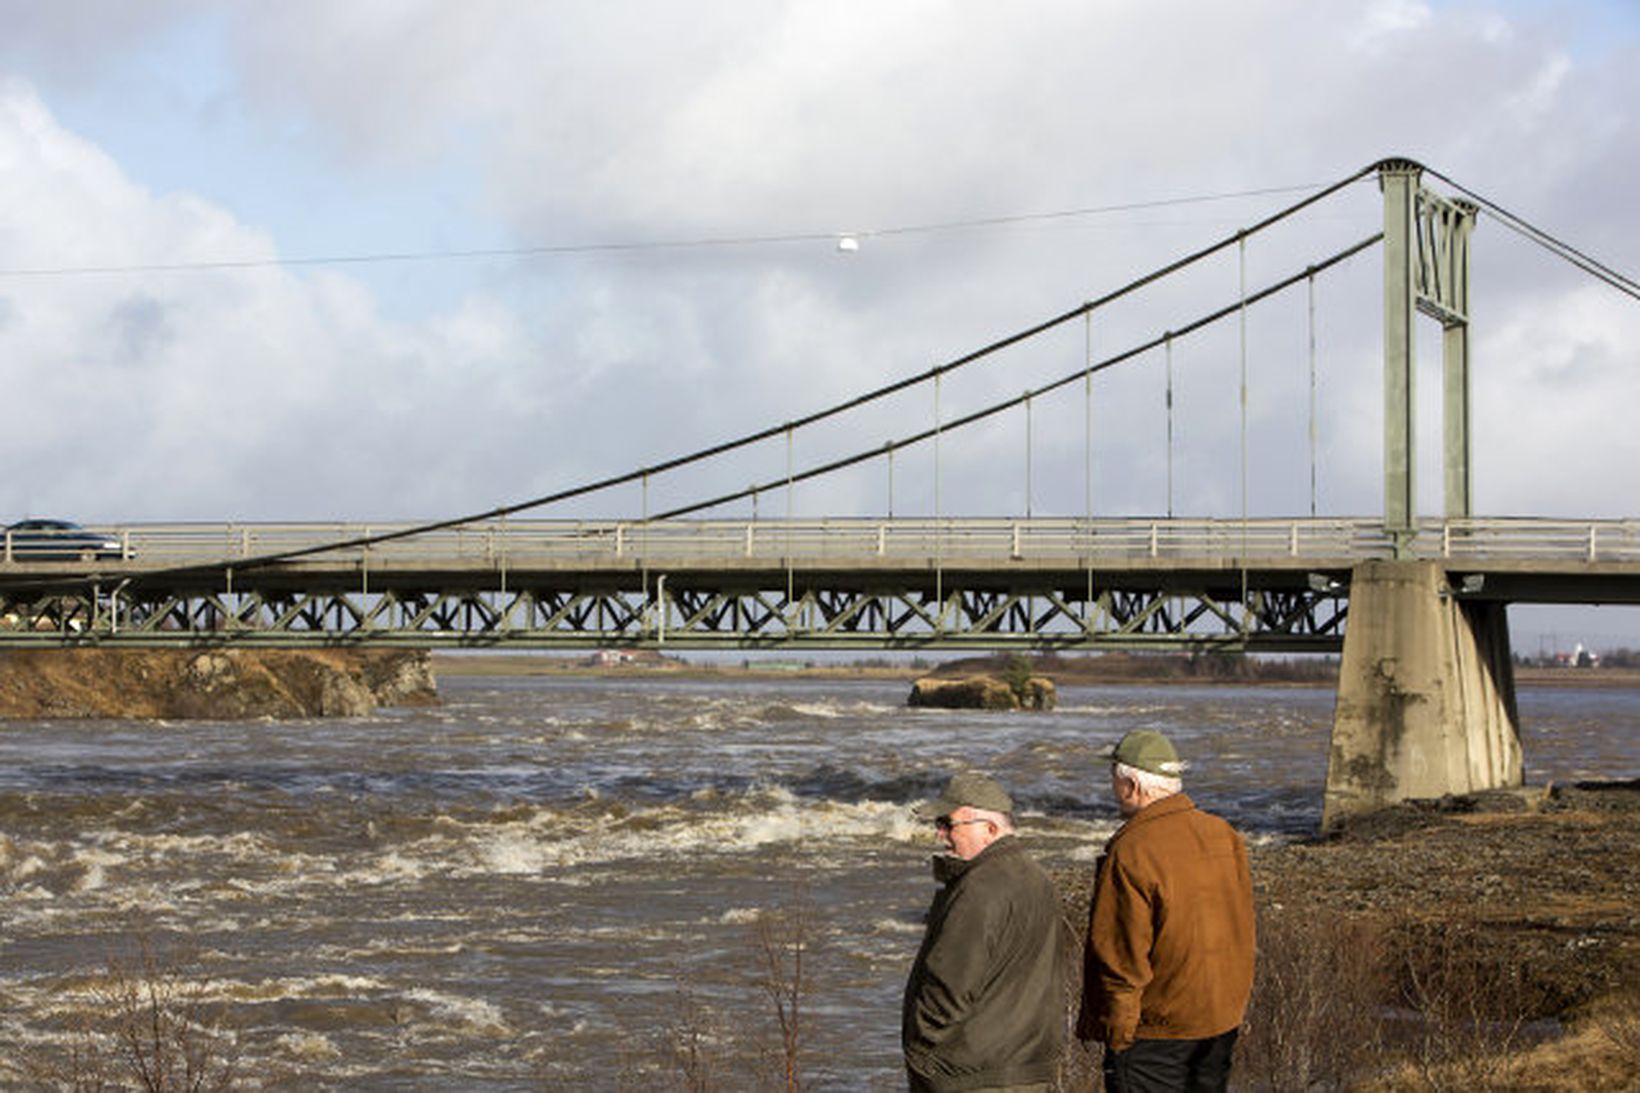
[0,648,438,718]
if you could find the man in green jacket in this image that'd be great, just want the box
[1078,730,1256,1092]
[903,771,1066,1093]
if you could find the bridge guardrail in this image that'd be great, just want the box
[9,517,1640,572]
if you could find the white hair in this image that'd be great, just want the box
[1113,761,1183,798]
[968,807,1016,833]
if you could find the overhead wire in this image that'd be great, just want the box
[857,182,1331,240]
[0,182,1331,279]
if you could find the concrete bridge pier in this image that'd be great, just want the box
[1322,560,1522,830]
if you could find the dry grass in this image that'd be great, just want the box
[1596,1005,1640,1073]
[1377,921,1539,1091]
[1453,1001,1640,1093]
[1232,910,1640,1093]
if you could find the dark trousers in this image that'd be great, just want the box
[1101,1030,1237,1093]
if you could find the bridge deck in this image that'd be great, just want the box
[4,518,1640,648]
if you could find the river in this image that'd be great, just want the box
[0,673,1634,1089]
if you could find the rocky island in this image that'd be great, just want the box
[907,652,1058,709]
[0,648,439,719]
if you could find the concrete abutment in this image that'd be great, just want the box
[1323,560,1522,830]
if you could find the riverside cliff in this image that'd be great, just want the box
[0,648,439,719]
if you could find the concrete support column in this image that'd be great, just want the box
[1323,560,1522,830]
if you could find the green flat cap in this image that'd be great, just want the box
[1108,729,1185,776]
[913,770,1014,820]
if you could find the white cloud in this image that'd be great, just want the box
[0,1,1635,539]
[0,81,554,520]
[1503,51,1573,126]
[1352,0,1434,50]
[1473,282,1640,517]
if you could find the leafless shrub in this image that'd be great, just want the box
[1052,899,1100,1093]
[1235,906,1390,1091]
[660,982,724,1092]
[23,936,240,1092]
[747,893,810,1092]
[22,1031,120,1092]
[651,890,814,1093]
[1383,921,1535,1091]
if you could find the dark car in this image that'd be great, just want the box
[3,519,127,562]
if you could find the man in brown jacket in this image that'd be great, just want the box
[1078,730,1255,1092]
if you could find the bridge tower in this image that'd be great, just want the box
[1380,158,1479,543]
[1324,161,1520,830]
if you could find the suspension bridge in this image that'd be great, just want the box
[3,157,1636,825]
[4,515,1640,648]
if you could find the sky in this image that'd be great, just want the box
[2,1,1638,644]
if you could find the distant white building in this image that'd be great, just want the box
[1554,642,1600,668]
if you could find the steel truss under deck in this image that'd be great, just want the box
[0,578,1349,651]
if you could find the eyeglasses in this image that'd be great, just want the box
[934,817,990,833]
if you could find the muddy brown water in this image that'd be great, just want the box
[0,676,1634,1088]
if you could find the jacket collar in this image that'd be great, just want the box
[1114,791,1196,838]
[931,832,1019,884]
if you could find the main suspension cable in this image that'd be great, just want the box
[1421,165,1640,301]
[17,160,1629,602]
[644,234,1381,522]
[3,166,1387,595]
[92,164,1381,580]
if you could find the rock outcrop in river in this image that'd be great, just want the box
[907,674,1057,710]
[0,648,439,719]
